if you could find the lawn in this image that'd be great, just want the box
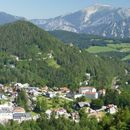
[122,54,130,61]
[86,46,117,53]
[86,43,130,54]
[45,58,60,69]
[37,96,71,109]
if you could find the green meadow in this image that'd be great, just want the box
[86,43,130,60]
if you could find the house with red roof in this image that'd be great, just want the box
[79,87,98,99]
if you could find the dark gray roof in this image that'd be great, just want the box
[13,113,31,119]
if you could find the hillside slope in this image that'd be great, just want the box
[0,21,127,89]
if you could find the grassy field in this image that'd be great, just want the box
[87,46,117,53]
[122,54,130,61]
[38,96,71,109]
[86,43,130,60]
[87,43,130,53]
[45,58,60,69]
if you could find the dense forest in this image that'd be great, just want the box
[50,30,130,61]
[0,21,128,89]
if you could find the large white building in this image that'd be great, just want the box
[79,87,98,99]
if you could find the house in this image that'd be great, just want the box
[55,108,68,118]
[0,84,4,90]
[74,94,83,99]
[28,89,41,97]
[0,108,13,123]
[85,73,91,79]
[71,112,80,122]
[41,86,48,92]
[55,108,67,116]
[45,109,52,119]
[0,102,14,111]
[0,102,14,123]
[0,94,7,100]
[66,92,75,98]
[79,87,98,99]
[13,107,32,123]
[22,83,30,88]
[79,87,96,94]
[46,92,56,98]
[74,102,90,110]
[14,83,24,89]
[105,104,118,114]
[98,89,106,97]
[83,92,98,99]
[66,91,83,99]
[5,87,13,93]
[13,113,32,123]
[59,87,70,93]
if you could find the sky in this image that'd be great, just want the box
[0,0,130,19]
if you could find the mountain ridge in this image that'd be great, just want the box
[31,5,130,38]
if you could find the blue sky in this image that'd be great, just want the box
[0,0,130,19]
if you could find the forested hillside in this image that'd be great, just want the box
[0,21,127,89]
[49,30,110,49]
[49,30,128,49]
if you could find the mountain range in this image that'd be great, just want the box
[0,12,25,25]
[0,5,130,38]
[31,5,130,38]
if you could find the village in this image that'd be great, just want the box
[0,78,119,124]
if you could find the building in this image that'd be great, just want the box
[74,102,90,110]
[55,108,67,116]
[106,104,118,114]
[13,107,32,123]
[0,102,14,123]
[83,92,98,99]
[79,87,96,94]
[79,87,98,99]
[0,94,7,100]
[45,109,52,119]
[98,89,106,97]
[46,92,56,98]
[59,87,70,93]
[71,112,80,122]
[13,113,32,123]
[0,84,4,90]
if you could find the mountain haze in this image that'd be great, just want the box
[0,12,25,25]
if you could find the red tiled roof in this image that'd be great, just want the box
[83,92,96,95]
[80,87,95,89]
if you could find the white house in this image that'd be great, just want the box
[0,94,7,100]
[0,109,13,123]
[79,87,96,94]
[45,109,52,119]
[79,87,98,99]
[106,104,118,114]
[46,92,56,98]
[0,102,14,123]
